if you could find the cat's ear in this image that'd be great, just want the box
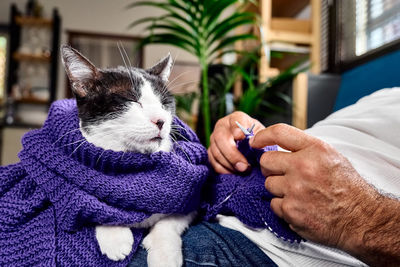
[61,45,98,98]
[146,53,172,82]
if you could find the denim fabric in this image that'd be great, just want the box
[128,221,277,267]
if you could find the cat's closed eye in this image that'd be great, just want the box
[112,93,141,107]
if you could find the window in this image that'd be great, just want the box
[0,35,6,99]
[356,0,400,55]
[335,0,400,69]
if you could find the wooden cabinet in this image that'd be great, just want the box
[259,0,321,81]
[5,4,60,126]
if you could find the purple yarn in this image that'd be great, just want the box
[203,130,304,243]
[0,99,209,266]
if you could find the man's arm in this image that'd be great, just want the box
[208,113,400,266]
[346,194,400,266]
[250,123,400,267]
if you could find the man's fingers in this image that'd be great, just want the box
[259,151,290,176]
[265,175,286,197]
[250,123,315,152]
[209,143,235,173]
[228,111,264,140]
[208,148,232,174]
[214,134,249,172]
[270,198,283,218]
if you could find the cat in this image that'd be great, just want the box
[61,44,195,267]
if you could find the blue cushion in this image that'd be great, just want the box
[334,49,400,111]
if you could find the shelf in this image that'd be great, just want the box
[267,18,312,45]
[266,30,312,45]
[13,52,51,62]
[15,97,49,105]
[271,18,311,33]
[269,42,310,54]
[15,16,52,27]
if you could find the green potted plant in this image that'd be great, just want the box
[128,0,257,146]
[207,50,309,125]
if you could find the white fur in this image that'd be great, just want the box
[96,225,134,261]
[83,75,192,266]
[143,212,196,267]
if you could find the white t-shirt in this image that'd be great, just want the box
[218,88,400,266]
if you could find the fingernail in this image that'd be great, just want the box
[235,162,248,172]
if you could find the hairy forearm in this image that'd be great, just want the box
[339,189,400,266]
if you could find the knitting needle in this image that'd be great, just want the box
[235,121,250,135]
[235,121,256,136]
[248,123,255,133]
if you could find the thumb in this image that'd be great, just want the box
[250,123,311,152]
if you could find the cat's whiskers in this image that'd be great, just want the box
[171,52,179,74]
[96,150,106,166]
[165,70,194,90]
[70,140,87,156]
[160,70,196,98]
[169,133,192,163]
[61,138,87,147]
[157,53,179,95]
[64,128,128,149]
[171,124,191,134]
[168,80,199,93]
[121,42,134,71]
[164,52,179,90]
[117,42,138,99]
[120,42,139,99]
[170,129,190,143]
[67,128,128,157]
[120,150,126,161]
[52,126,91,145]
[121,138,136,160]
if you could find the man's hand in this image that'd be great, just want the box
[250,123,400,266]
[208,111,264,174]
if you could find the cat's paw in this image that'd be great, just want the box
[95,225,134,261]
[143,231,183,267]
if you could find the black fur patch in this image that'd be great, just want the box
[78,68,143,130]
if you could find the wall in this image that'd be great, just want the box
[0,0,197,99]
[1,127,27,165]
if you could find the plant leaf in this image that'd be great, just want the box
[207,12,256,45]
[145,23,199,47]
[128,1,200,34]
[209,34,257,57]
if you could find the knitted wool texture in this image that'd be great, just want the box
[0,99,209,267]
[203,137,303,243]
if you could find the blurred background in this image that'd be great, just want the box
[1,0,400,164]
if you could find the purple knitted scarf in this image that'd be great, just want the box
[0,99,209,266]
[202,133,303,243]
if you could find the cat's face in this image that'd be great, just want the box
[61,45,175,154]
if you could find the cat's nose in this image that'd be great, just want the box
[154,119,165,130]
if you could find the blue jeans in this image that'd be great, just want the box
[128,221,277,267]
